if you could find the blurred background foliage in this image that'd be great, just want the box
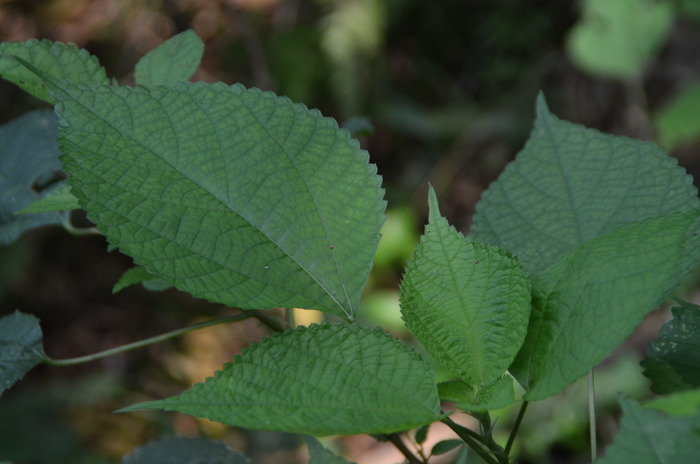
[1,0,700,463]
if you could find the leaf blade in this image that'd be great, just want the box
[134,30,204,86]
[0,311,46,396]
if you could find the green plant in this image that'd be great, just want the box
[1,31,700,464]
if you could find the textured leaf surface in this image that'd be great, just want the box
[121,436,249,464]
[54,82,385,318]
[437,375,515,413]
[121,323,441,435]
[567,0,674,79]
[134,30,204,86]
[595,397,700,464]
[400,186,530,387]
[471,94,700,275]
[512,212,700,400]
[0,110,69,244]
[642,300,700,394]
[16,184,79,214]
[306,437,356,464]
[0,311,46,396]
[0,39,107,103]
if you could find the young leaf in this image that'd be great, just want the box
[437,375,516,413]
[654,83,700,150]
[644,388,700,417]
[121,436,249,464]
[306,436,357,464]
[0,39,108,103]
[431,439,462,456]
[0,110,69,245]
[53,81,385,319]
[134,30,204,87]
[512,212,700,401]
[400,186,530,387]
[16,184,79,214]
[641,300,700,394]
[0,311,47,396]
[594,397,700,464]
[471,94,700,275]
[120,323,441,436]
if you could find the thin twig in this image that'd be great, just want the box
[385,433,423,464]
[505,401,528,458]
[588,370,597,461]
[43,314,253,366]
[442,417,500,464]
[250,309,286,333]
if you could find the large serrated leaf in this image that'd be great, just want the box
[641,300,700,394]
[0,39,108,103]
[471,94,699,275]
[121,436,249,464]
[400,186,530,388]
[512,212,700,401]
[134,30,204,86]
[0,110,69,245]
[120,323,441,435]
[52,81,385,319]
[0,311,47,396]
[594,397,700,464]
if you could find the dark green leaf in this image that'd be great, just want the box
[594,397,700,464]
[414,424,429,445]
[438,375,516,412]
[471,94,700,275]
[121,436,249,464]
[0,311,46,396]
[120,323,441,435]
[431,439,462,456]
[644,389,700,417]
[306,436,356,464]
[113,267,172,293]
[16,184,79,214]
[401,186,530,387]
[0,110,69,244]
[0,39,108,103]
[134,30,204,87]
[642,300,700,394]
[53,81,385,319]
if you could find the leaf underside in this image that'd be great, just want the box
[0,311,46,396]
[472,94,700,400]
[54,81,385,319]
[642,300,700,394]
[121,323,441,436]
[401,186,530,389]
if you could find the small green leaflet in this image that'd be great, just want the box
[594,397,700,464]
[512,212,700,401]
[400,186,530,389]
[0,39,108,103]
[134,30,204,87]
[121,436,249,464]
[641,300,700,394]
[120,323,441,436]
[51,80,385,319]
[306,437,357,464]
[0,311,47,396]
[17,184,80,214]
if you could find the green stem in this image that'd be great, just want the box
[442,417,500,464]
[505,401,528,458]
[588,370,597,461]
[42,314,253,366]
[384,433,423,464]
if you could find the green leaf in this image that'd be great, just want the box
[594,397,700,464]
[113,267,172,293]
[512,212,700,401]
[641,300,700,394]
[654,83,700,151]
[53,81,385,319]
[120,323,441,436]
[306,437,356,464]
[0,39,108,103]
[0,110,69,245]
[134,30,204,87]
[414,424,429,445]
[437,375,516,413]
[566,0,674,79]
[431,439,462,456]
[121,436,249,464]
[0,311,46,396]
[16,183,80,214]
[644,389,700,417]
[400,186,530,387]
[472,94,700,275]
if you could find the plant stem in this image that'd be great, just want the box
[442,417,500,464]
[250,309,286,333]
[505,401,528,458]
[385,433,423,464]
[588,369,597,461]
[42,314,253,366]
